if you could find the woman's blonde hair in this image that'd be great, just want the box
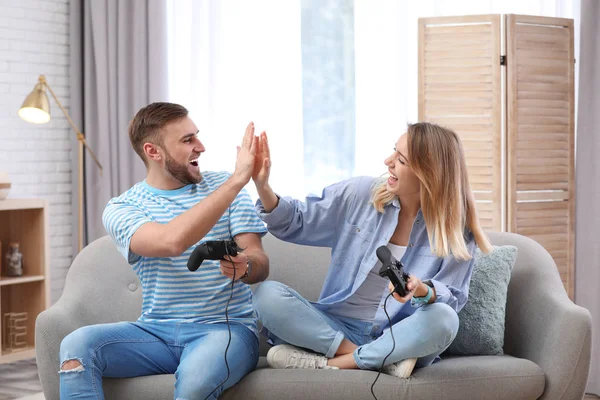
[372,122,492,260]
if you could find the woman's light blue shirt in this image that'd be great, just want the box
[256,176,476,337]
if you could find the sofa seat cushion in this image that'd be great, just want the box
[103,375,174,400]
[101,355,544,400]
[223,355,545,400]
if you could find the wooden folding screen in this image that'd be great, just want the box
[506,15,575,298]
[419,15,502,232]
[419,14,575,298]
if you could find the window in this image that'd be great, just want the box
[167,0,579,199]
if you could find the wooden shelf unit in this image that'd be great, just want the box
[0,199,50,363]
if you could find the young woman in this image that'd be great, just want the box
[251,122,492,377]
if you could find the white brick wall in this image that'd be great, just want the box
[0,0,72,303]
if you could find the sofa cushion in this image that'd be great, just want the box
[222,355,544,400]
[103,375,174,400]
[101,355,543,400]
[446,245,517,356]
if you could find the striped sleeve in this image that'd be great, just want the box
[102,199,152,263]
[229,187,268,238]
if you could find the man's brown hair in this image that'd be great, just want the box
[129,102,189,165]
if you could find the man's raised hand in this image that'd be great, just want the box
[232,122,257,186]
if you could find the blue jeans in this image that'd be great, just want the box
[59,321,258,400]
[254,281,458,370]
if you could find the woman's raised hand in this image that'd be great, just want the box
[252,131,271,189]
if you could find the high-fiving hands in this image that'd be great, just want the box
[232,123,270,189]
[232,123,278,211]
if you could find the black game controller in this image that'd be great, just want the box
[187,240,243,272]
[376,246,410,297]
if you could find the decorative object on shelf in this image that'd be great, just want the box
[0,171,10,200]
[3,312,28,352]
[0,199,48,363]
[4,242,23,277]
[18,75,103,252]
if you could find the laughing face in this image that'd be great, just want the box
[384,134,421,197]
[160,116,205,185]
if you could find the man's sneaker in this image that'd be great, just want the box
[382,358,418,378]
[267,344,338,370]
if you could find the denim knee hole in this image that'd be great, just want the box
[59,358,85,373]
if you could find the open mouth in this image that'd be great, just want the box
[388,171,398,184]
[189,159,199,167]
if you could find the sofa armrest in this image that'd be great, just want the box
[35,236,143,400]
[494,233,592,400]
[36,299,88,400]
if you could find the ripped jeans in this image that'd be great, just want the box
[59,321,258,400]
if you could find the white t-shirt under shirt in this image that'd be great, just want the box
[102,171,268,337]
[328,243,407,321]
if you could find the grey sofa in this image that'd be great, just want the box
[36,232,591,400]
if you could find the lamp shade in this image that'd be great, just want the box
[18,81,51,124]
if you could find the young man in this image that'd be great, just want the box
[59,102,269,400]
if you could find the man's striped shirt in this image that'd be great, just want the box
[102,171,267,336]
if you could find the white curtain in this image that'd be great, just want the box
[73,0,169,245]
[576,0,600,395]
[167,0,579,198]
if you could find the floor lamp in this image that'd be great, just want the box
[18,75,103,252]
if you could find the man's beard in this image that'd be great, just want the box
[164,150,201,185]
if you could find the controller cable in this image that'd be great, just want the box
[370,291,396,400]
[203,247,236,400]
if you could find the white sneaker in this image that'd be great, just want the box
[382,358,418,378]
[266,344,339,370]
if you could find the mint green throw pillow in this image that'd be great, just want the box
[446,245,518,356]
